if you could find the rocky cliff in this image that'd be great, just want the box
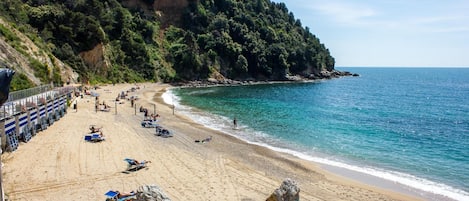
[1,0,343,87]
[121,0,194,28]
[153,0,192,28]
[0,17,78,86]
[79,43,110,77]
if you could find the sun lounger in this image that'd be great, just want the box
[160,129,173,138]
[195,136,212,143]
[155,127,173,137]
[84,133,105,142]
[141,119,159,128]
[101,108,111,112]
[104,190,136,201]
[124,158,150,172]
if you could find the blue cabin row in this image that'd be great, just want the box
[0,93,70,153]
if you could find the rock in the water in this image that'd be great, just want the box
[136,185,171,201]
[266,178,300,201]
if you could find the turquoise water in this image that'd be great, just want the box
[164,68,469,200]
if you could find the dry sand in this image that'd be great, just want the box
[1,83,422,201]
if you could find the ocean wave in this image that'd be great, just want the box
[161,89,179,106]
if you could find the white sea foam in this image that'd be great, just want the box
[162,89,178,106]
[162,89,469,201]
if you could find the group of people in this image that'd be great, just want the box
[95,100,111,111]
[90,125,100,133]
[89,125,104,138]
[140,106,160,121]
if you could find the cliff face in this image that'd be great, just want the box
[0,18,78,85]
[153,0,191,28]
[122,0,193,28]
[79,43,110,77]
[0,36,40,85]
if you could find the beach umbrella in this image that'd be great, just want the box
[0,68,15,107]
[90,91,100,97]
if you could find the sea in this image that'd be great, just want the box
[162,67,469,201]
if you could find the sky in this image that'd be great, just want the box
[271,0,469,67]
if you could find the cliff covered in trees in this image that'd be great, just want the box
[0,0,338,90]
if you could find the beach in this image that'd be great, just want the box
[1,83,421,201]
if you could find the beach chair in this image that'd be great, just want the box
[101,107,111,112]
[104,190,136,201]
[124,158,150,172]
[141,119,159,128]
[159,129,173,138]
[84,133,105,142]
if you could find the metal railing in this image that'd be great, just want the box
[1,85,75,120]
[6,84,54,102]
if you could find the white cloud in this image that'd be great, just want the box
[408,15,469,33]
[300,0,469,33]
[307,1,377,26]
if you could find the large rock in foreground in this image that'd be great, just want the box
[266,178,300,201]
[136,185,171,201]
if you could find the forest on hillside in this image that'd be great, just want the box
[0,0,335,85]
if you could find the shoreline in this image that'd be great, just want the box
[165,84,464,201]
[2,83,424,200]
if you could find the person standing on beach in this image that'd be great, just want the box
[233,117,237,129]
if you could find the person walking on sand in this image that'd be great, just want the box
[233,117,237,129]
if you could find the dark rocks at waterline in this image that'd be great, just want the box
[306,70,359,80]
[316,70,358,79]
[266,178,300,201]
[176,70,360,87]
[173,70,359,88]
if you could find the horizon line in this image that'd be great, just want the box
[336,66,469,68]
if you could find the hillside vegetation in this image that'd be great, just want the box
[0,0,336,88]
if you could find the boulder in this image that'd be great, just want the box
[136,185,171,201]
[266,178,300,201]
[319,71,332,79]
[207,78,218,83]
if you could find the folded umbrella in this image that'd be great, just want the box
[0,68,15,106]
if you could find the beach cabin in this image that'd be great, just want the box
[29,106,38,137]
[52,98,60,121]
[17,111,32,143]
[1,117,18,152]
[46,99,55,126]
[37,104,47,132]
[58,96,67,118]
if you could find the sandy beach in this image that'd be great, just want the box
[1,83,421,201]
